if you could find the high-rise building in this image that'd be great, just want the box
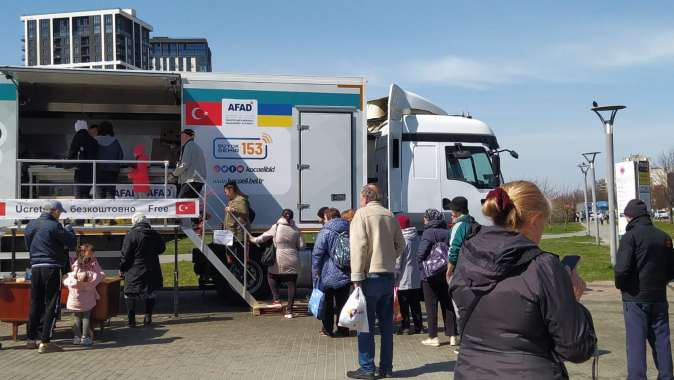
[150,37,212,72]
[21,9,152,70]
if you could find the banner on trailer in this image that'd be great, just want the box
[0,199,199,219]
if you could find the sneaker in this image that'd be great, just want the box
[377,368,393,378]
[449,335,460,346]
[284,313,293,319]
[26,341,38,349]
[453,348,460,355]
[421,337,440,347]
[80,337,93,346]
[72,337,81,345]
[38,342,62,354]
[346,368,375,380]
[271,300,282,307]
[319,329,333,337]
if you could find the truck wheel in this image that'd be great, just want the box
[213,257,270,303]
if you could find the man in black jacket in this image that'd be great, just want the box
[615,199,674,380]
[66,120,98,198]
[24,200,76,353]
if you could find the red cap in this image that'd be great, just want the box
[396,215,411,229]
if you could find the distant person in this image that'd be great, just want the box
[251,209,305,319]
[446,196,476,348]
[120,213,166,327]
[312,208,351,337]
[63,244,104,346]
[66,120,98,198]
[317,207,329,225]
[128,144,150,198]
[615,199,674,380]
[450,181,596,379]
[341,209,355,223]
[417,209,454,348]
[24,201,76,353]
[174,129,206,199]
[224,181,251,248]
[95,121,124,199]
[347,184,405,380]
[394,214,423,335]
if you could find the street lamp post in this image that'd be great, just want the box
[579,163,591,236]
[582,152,601,245]
[591,102,626,267]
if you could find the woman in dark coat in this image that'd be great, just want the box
[449,181,596,380]
[120,213,165,327]
[416,209,456,347]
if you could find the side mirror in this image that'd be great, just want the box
[442,198,452,211]
[510,150,519,159]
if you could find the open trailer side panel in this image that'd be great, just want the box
[0,77,17,205]
[181,73,366,230]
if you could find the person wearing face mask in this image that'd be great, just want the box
[449,181,596,380]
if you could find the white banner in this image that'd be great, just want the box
[0,199,199,219]
[615,161,637,235]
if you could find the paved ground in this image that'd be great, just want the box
[1,283,672,380]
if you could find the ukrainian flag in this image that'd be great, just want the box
[258,104,293,127]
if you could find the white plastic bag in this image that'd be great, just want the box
[338,287,369,333]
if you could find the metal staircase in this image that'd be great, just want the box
[180,173,259,308]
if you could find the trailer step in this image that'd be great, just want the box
[252,301,310,317]
[181,226,258,308]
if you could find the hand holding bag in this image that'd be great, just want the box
[308,280,325,319]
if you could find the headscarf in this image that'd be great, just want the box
[424,209,443,222]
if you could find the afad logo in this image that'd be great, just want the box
[213,164,247,174]
[226,101,255,112]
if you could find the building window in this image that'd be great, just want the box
[39,19,51,65]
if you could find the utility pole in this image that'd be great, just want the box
[579,163,591,236]
[583,152,601,245]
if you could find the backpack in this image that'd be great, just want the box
[467,219,481,240]
[331,231,351,272]
[245,198,256,224]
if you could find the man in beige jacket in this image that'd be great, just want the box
[347,184,405,380]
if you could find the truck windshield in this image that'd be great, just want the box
[445,146,499,189]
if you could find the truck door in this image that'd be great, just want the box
[298,111,353,223]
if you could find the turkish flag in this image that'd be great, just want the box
[176,201,197,215]
[0,202,5,216]
[185,102,222,126]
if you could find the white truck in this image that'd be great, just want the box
[0,67,515,303]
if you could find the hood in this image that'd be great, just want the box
[277,217,295,227]
[132,221,153,233]
[402,226,417,239]
[133,144,146,156]
[459,226,540,286]
[324,217,349,233]
[424,219,447,230]
[626,215,653,231]
[96,135,118,146]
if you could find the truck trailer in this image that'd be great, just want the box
[0,67,514,306]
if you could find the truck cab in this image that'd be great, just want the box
[368,85,505,225]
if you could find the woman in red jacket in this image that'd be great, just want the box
[128,145,150,198]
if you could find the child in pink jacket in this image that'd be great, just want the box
[63,244,105,346]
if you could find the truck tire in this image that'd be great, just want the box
[209,245,270,303]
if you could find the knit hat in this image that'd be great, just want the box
[449,196,469,214]
[396,215,411,229]
[132,212,147,225]
[74,120,88,132]
[624,199,649,219]
[424,209,443,222]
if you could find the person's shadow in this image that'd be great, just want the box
[393,361,456,378]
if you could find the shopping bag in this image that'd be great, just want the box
[393,287,403,322]
[338,287,369,333]
[308,284,325,319]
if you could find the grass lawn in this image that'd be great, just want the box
[160,261,200,288]
[544,223,585,235]
[654,221,674,238]
[539,236,613,282]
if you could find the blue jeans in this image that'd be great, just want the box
[624,302,673,380]
[357,274,395,373]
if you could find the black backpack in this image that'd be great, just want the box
[467,219,481,240]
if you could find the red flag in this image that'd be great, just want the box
[185,102,221,126]
[176,201,197,215]
[0,202,5,217]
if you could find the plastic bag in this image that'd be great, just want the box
[308,286,325,319]
[338,287,369,333]
[393,287,403,322]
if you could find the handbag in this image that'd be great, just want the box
[422,242,449,278]
[259,224,278,267]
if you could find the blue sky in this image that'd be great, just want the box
[3,1,673,189]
